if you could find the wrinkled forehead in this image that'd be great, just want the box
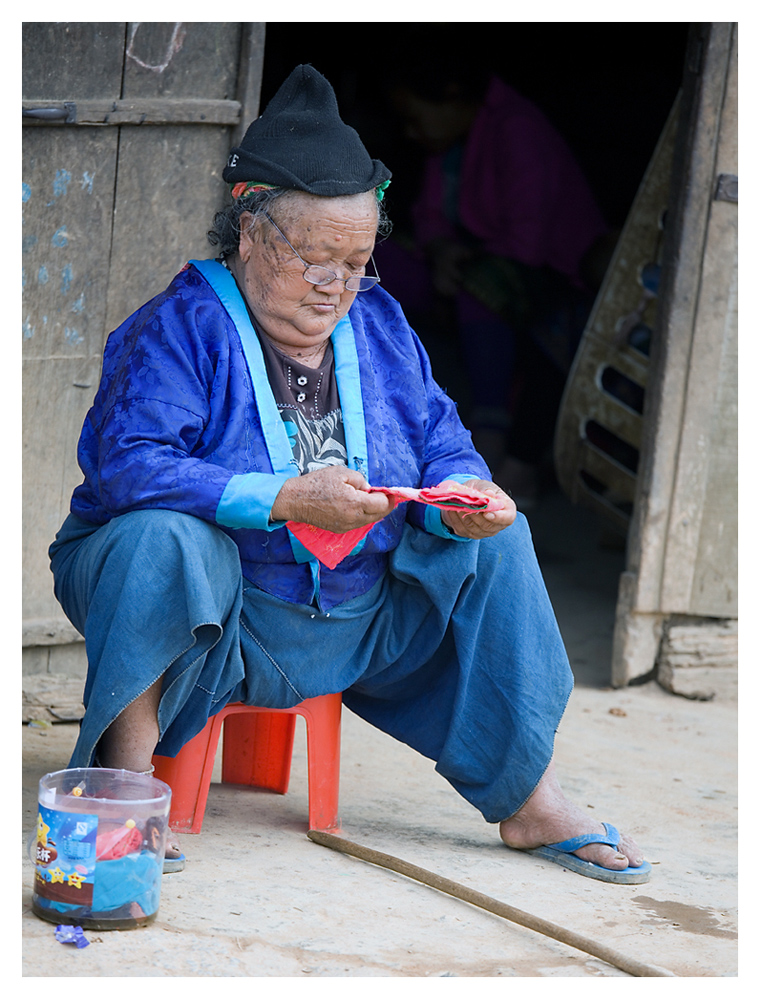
[283,188,377,217]
[271,191,380,249]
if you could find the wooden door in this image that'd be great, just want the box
[22,22,265,675]
[613,22,738,697]
[553,23,737,696]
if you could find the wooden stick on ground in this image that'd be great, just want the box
[308,830,676,978]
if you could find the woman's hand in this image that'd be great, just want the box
[438,479,517,539]
[271,466,396,534]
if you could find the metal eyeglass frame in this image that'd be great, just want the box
[262,211,380,292]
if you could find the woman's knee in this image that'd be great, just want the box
[104,509,236,562]
[72,511,241,633]
[60,510,241,611]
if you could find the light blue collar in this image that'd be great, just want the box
[190,258,371,574]
[189,258,369,480]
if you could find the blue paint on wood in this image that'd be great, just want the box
[64,327,84,345]
[54,169,72,197]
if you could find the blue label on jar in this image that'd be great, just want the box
[34,804,97,908]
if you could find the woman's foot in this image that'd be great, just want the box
[163,839,186,873]
[499,761,644,872]
[165,839,183,861]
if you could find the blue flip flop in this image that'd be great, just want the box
[163,853,186,874]
[521,823,652,884]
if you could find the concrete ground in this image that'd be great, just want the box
[21,491,739,978]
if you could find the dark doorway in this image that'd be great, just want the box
[261,24,687,428]
[262,23,688,234]
[260,23,689,688]
[260,23,688,458]
[264,21,686,461]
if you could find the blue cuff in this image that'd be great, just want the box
[424,503,471,540]
[424,472,484,540]
[443,473,483,485]
[216,472,291,530]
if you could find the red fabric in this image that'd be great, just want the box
[95,824,143,861]
[286,521,375,570]
[287,485,506,569]
[369,484,504,511]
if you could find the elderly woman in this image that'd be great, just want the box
[49,65,649,885]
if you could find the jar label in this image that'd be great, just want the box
[34,804,97,908]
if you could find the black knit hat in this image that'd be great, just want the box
[223,64,391,197]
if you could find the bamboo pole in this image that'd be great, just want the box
[308,830,676,978]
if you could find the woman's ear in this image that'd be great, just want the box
[238,211,255,261]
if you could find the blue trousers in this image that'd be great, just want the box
[49,511,573,823]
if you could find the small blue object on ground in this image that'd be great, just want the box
[54,924,89,948]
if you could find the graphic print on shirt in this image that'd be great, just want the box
[280,406,347,474]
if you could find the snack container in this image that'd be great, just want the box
[31,768,172,930]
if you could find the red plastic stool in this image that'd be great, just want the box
[152,693,342,834]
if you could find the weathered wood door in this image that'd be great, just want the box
[22,22,265,677]
[613,22,738,697]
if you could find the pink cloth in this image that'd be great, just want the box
[412,76,608,286]
[287,485,506,570]
[95,824,143,861]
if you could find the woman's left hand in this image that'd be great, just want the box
[438,479,517,539]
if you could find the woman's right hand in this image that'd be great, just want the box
[270,466,396,534]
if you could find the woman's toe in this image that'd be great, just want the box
[618,833,645,867]
[575,843,630,870]
[575,834,645,870]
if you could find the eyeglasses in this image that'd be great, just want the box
[263,212,381,292]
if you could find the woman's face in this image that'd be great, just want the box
[235,192,378,354]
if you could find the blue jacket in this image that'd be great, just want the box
[71,260,489,609]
